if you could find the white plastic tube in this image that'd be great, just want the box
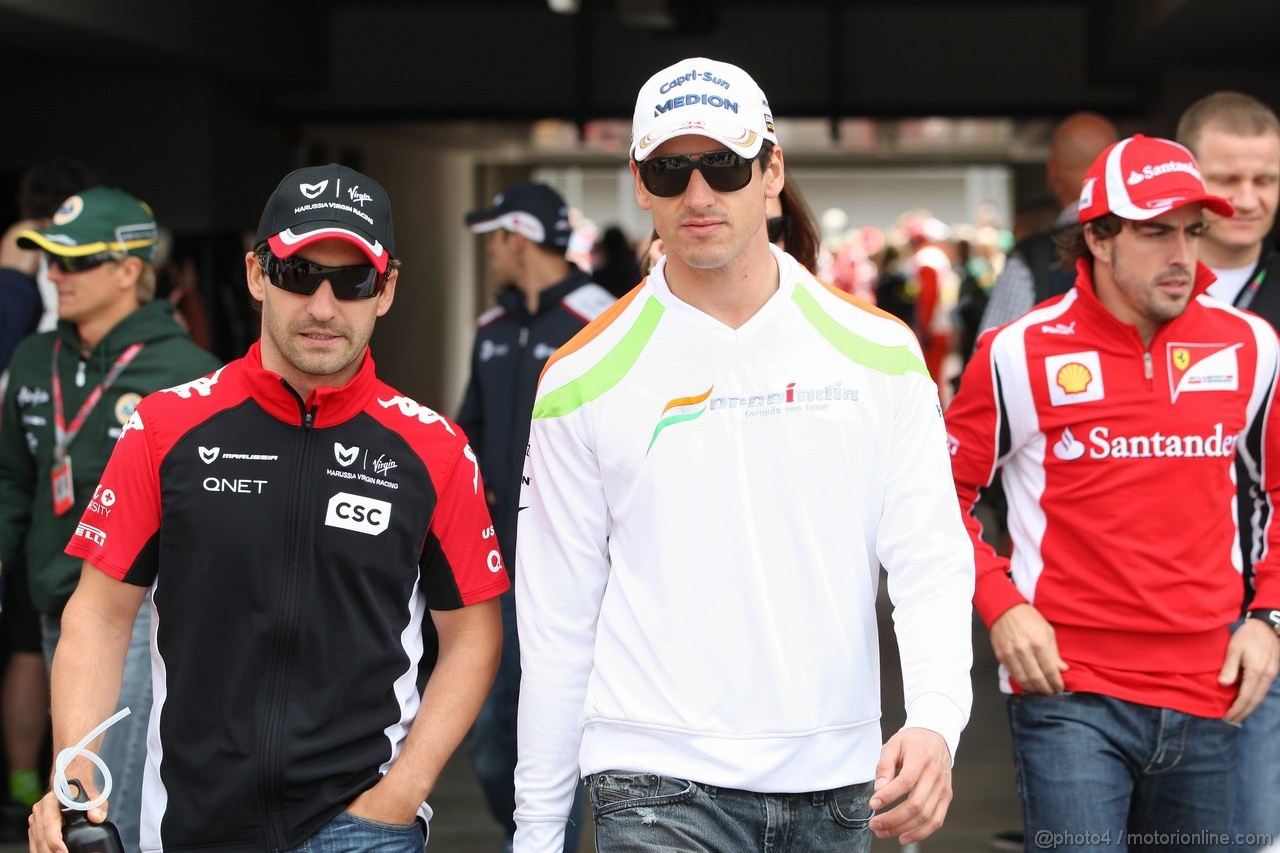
[52,708,131,811]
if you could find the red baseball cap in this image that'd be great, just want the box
[1077,134,1233,223]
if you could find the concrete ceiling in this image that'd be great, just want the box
[1,0,1279,122]
[2,0,1279,234]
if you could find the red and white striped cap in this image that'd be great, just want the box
[1077,134,1233,223]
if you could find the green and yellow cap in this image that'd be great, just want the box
[17,187,158,260]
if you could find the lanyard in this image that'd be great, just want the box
[1235,266,1268,312]
[51,338,144,459]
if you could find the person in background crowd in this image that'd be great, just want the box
[874,245,914,326]
[636,229,664,277]
[765,179,821,273]
[0,158,100,841]
[460,180,614,853]
[979,112,1118,332]
[948,135,1280,852]
[1177,90,1280,853]
[28,164,506,853]
[591,226,641,298]
[0,187,220,852]
[514,56,973,853]
[1,160,100,369]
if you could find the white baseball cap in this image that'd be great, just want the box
[630,57,777,162]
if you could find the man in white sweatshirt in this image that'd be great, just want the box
[512,56,975,853]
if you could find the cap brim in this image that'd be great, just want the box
[268,225,390,273]
[631,121,762,161]
[464,211,548,243]
[465,207,503,230]
[1112,193,1235,222]
[15,229,103,256]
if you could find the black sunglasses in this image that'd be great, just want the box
[256,250,391,301]
[46,250,125,274]
[767,215,792,244]
[639,151,756,198]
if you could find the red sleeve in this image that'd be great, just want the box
[64,404,162,586]
[419,441,510,609]
[945,332,1028,626]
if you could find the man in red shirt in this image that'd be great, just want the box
[947,135,1280,849]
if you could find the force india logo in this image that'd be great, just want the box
[1053,422,1238,461]
[647,381,860,453]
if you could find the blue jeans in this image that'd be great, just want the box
[468,589,581,851]
[1232,618,1280,852]
[587,771,873,852]
[1009,693,1236,852]
[285,811,426,852]
[42,597,152,853]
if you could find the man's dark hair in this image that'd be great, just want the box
[17,158,100,219]
[777,180,822,274]
[1053,214,1124,267]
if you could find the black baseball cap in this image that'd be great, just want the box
[465,181,573,251]
[255,164,395,273]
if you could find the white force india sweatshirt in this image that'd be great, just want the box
[513,247,974,852]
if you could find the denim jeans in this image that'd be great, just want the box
[42,596,152,853]
[285,811,426,852]
[468,589,581,851]
[1009,692,1236,852]
[1232,617,1280,853]
[587,771,873,852]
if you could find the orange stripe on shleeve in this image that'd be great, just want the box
[816,279,911,331]
[662,386,713,415]
[539,279,647,385]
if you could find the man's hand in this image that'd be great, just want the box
[28,779,107,853]
[1,220,42,277]
[1221,618,1280,724]
[344,777,423,828]
[989,603,1069,694]
[867,728,953,845]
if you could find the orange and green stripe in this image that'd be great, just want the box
[792,282,928,378]
[533,292,665,420]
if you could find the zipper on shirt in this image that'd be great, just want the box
[258,382,315,849]
[75,359,86,388]
[1144,351,1153,384]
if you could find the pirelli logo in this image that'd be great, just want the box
[74,522,107,547]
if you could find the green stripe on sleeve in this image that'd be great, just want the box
[791,285,929,377]
[533,296,666,420]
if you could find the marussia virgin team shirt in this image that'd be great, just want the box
[65,342,509,851]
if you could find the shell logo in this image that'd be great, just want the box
[1056,362,1093,395]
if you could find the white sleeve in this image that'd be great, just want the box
[512,409,611,853]
[875,372,975,761]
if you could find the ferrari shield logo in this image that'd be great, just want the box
[1173,348,1190,371]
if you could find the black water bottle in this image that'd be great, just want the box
[61,779,124,853]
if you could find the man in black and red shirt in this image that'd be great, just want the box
[30,164,507,853]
